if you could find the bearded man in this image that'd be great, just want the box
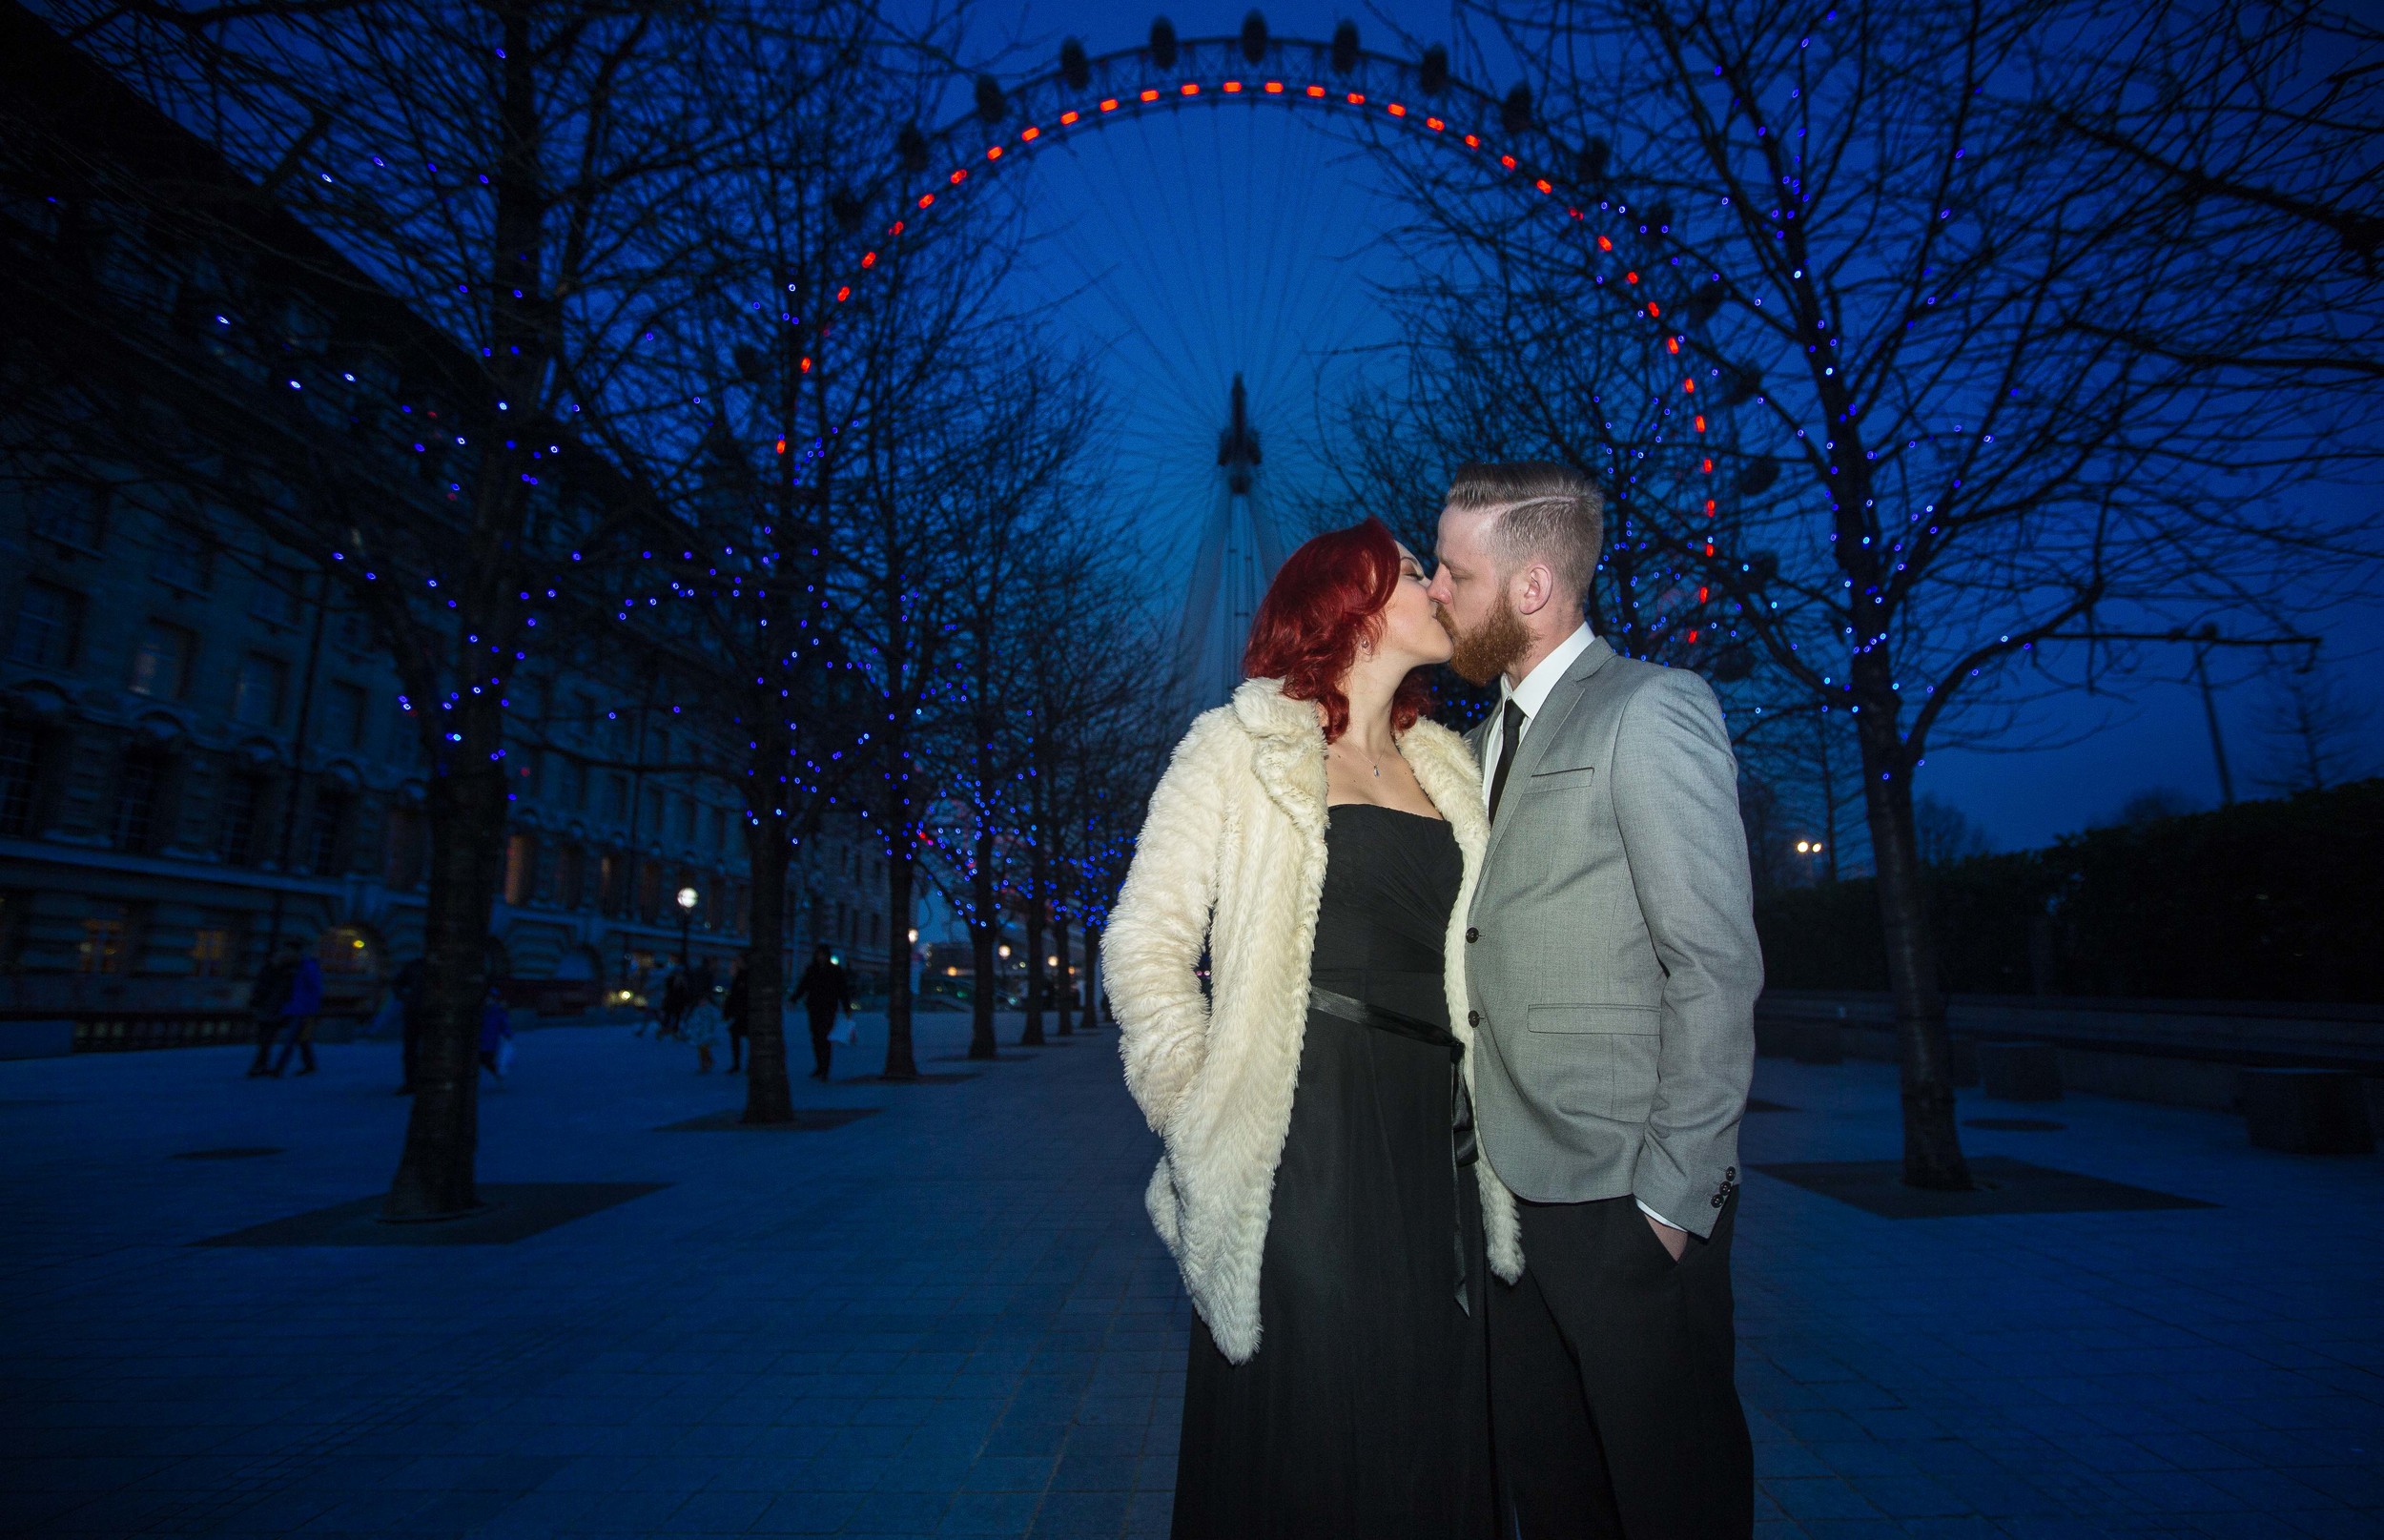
[1428,462,1760,1539]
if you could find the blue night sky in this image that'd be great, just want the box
[950,2,2383,853]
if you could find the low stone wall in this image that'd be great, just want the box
[1754,990,2384,1131]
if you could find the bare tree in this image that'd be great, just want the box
[1401,0,2383,1185]
[34,0,795,1214]
[2254,663,2375,794]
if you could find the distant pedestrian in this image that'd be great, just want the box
[245,937,323,1078]
[722,956,752,1074]
[657,966,693,1040]
[244,939,300,1077]
[684,983,724,1074]
[390,956,425,1095]
[478,984,513,1086]
[789,944,854,1081]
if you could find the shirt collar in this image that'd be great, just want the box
[1498,623,1595,722]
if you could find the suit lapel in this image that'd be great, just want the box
[1479,637,1618,875]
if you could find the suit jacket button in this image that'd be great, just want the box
[1465,927,1479,943]
[1467,1010,1480,1027]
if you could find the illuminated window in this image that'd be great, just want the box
[191,924,237,978]
[77,907,130,975]
[504,832,538,906]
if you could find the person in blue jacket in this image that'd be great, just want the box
[267,937,325,1078]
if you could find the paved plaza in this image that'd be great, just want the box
[1,1011,2378,1538]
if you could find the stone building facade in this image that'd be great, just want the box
[0,12,899,1019]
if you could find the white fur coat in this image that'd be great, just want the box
[1106,677,1524,1365]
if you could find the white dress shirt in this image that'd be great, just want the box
[1476,621,1687,1238]
[1478,622,1595,811]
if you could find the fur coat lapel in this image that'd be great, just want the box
[1108,678,1523,1366]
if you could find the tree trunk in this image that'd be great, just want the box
[1019,896,1046,1047]
[967,821,998,1058]
[1084,925,1104,1027]
[740,804,792,1124]
[382,705,504,1220]
[1855,705,1972,1191]
[1053,911,1073,1035]
[881,820,918,1079]
[966,706,999,1058]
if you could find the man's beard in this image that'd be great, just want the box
[1441,591,1531,686]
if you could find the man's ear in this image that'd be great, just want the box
[1511,560,1557,617]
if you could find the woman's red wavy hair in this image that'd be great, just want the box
[1243,517,1432,743]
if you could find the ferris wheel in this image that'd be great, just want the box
[803,19,1759,709]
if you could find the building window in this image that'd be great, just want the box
[152,523,215,591]
[252,565,305,626]
[31,481,108,550]
[305,786,348,873]
[563,757,588,811]
[709,806,728,852]
[599,851,627,914]
[504,832,537,906]
[77,905,131,974]
[218,772,264,865]
[8,582,84,669]
[234,653,288,727]
[557,844,586,910]
[112,755,165,852]
[604,773,629,822]
[383,807,424,888]
[321,683,366,749]
[191,922,238,978]
[0,723,41,836]
[128,620,195,699]
[675,795,695,843]
[636,860,662,923]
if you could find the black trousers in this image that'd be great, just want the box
[1488,1193,1752,1539]
[807,1016,835,1078]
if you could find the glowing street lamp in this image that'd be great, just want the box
[674,885,699,965]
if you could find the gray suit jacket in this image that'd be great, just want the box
[1463,637,1760,1237]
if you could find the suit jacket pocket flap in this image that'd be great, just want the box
[1522,763,1596,791]
[1528,1004,1658,1034]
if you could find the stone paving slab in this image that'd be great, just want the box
[0,1009,2377,1537]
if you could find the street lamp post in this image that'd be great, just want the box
[675,885,699,967]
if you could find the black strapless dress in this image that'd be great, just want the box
[1171,805,1494,1540]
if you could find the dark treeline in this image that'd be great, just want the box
[1757,779,2384,1004]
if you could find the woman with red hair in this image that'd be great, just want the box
[1108,518,1521,1538]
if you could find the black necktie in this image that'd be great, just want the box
[1487,699,1526,823]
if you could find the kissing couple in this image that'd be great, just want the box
[1108,462,1762,1538]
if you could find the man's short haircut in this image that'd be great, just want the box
[1444,462,1604,598]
